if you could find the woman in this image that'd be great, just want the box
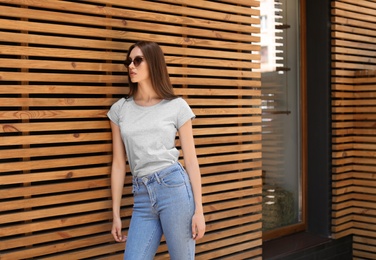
[107,41,205,260]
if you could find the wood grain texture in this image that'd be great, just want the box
[0,0,261,259]
[331,1,376,258]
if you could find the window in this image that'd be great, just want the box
[258,0,306,240]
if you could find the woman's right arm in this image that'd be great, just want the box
[110,121,127,242]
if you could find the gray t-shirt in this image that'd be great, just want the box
[107,96,195,177]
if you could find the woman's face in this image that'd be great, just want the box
[127,46,150,83]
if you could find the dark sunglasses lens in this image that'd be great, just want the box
[124,57,143,67]
[124,58,132,67]
[133,57,143,67]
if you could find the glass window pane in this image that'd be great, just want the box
[258,0,302,232]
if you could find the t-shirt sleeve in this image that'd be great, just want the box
[176,98,195,129]
[107,98,125,125]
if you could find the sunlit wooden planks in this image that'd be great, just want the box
[331,1,376,259]
[0,0,261,259]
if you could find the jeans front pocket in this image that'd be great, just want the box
[161,169,185,188]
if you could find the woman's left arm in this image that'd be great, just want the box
[178,119,206,240]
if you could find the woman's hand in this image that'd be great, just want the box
[111,216,127,242]
[192,212,206,240]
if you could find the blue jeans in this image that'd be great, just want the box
[124,162,195,260]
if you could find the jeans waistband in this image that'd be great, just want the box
[132,162,182,186]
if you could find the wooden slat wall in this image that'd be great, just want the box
[331,0,376,259]
[0,0,262,259]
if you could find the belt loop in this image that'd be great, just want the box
[154,172,161,184]
[133,177,139,189]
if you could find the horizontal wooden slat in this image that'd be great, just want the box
[0,222,112,250]
[1,133,110,146]
[0,211,120,237]
[0,85,260,96]
[0,97,260,107]
[2,189,112,212]
[0,58,259,77]
[0,178,112,199]
[0,166,112,185]
[0,121,110,133]
[0,235,123,260]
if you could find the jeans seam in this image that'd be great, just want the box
[141,223,159,260]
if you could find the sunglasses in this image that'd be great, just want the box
[124,56,144,68]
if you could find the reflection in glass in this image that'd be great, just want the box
[258,0,302,231]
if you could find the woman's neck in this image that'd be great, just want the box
[134,83,161,106]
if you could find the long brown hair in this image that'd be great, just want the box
[126,41,177,100]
